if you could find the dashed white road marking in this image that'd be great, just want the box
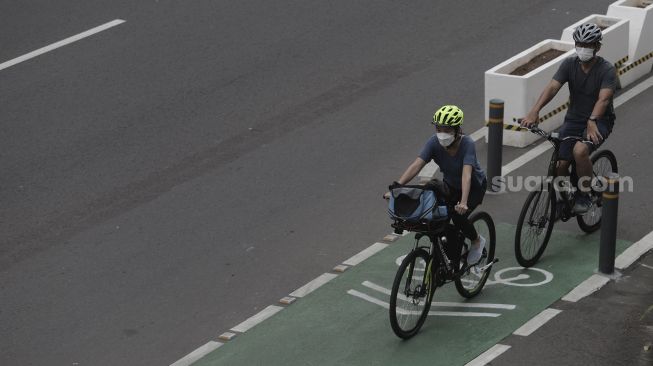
[289,273,338,298]
[561,274,610,302]
[169,341,222,366]
[0,19,126,72]
[513,308,562,336]
[615,230,653,270]
[342,242,388,266]
[230,305,284,333]
[464,344,511,366]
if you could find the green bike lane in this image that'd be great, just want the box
[196,223,631,366]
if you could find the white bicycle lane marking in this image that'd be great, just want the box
[347,257,554,317]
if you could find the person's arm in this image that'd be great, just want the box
[586,88,614,144]
[455,165,473,214]
[398,157,427,184]
[521,79,563,127]
[383,157,427,199]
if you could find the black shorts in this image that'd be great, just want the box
[558,119,613,161]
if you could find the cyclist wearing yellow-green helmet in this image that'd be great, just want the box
[385,104,488,264]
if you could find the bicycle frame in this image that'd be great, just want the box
[528,127,596,221]
[411,230,460,287]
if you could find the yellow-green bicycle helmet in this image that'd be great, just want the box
[432,105,464,127]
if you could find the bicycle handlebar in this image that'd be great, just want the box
[517,122,594,146]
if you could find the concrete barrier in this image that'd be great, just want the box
[484,39,574,147]
[607,0,653,87]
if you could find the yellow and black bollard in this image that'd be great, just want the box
[599,173,619,275]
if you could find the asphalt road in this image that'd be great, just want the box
[1,0,647,365]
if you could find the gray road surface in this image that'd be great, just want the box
[1,1,648,365]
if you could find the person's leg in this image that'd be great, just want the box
[453,201,486,263]
[573,120,611,213]
[573,142,592,193]
[557,160,571,177]
[451,211,478,242]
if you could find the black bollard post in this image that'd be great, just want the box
[487,99,504,192]
[599,173,619,275]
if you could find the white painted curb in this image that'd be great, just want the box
[484,39,575,147]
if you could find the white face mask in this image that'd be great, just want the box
[576,47,595,62]
[437,132,455,147]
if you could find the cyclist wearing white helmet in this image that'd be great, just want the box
[521,23,617,214]
[385,105,488,264]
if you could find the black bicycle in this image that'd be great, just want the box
[514,127,618,267]
[387,187,497,339]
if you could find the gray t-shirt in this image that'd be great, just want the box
[419,135,486,190]
[553,56,617,124]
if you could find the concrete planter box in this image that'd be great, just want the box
[607,0,653,87]
[484,39,575,147]
[561,14,630,85]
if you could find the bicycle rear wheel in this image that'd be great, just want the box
[455,211,496,298]
[389,248,434,339]
[515,183,556,267]
[577,150,618,233]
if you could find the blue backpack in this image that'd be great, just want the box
[388,186,448,223]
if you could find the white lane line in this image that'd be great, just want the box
[289,273,338,298]
[615,230,653,270]
[464,344,511,366]
[469,127,487,142]
[501,140,552,177]
[0,19,125,72]
[513,308,562,336]
[499,73,653,177]
[614,75,653,108]
[169,341,223,366]
[230,305,284,333]
[561,274,610,302]
[342,243,388,266]
[347,290,500,317]
[418,161,439,180]
[641,263,653,270]
[361,281,516,309]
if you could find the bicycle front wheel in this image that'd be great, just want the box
[577,150,618,233]
[515,183,556,267]
[389,248,434,339]
[455,211,497,298]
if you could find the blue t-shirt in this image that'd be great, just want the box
[419,135,486,191]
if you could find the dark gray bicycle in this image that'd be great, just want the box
[514,127,618,267]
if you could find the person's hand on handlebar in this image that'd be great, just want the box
[520,111,540,128]
[383,191,390,200]
[455,202,469,215]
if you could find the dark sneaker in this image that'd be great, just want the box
[573,194,592,214]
